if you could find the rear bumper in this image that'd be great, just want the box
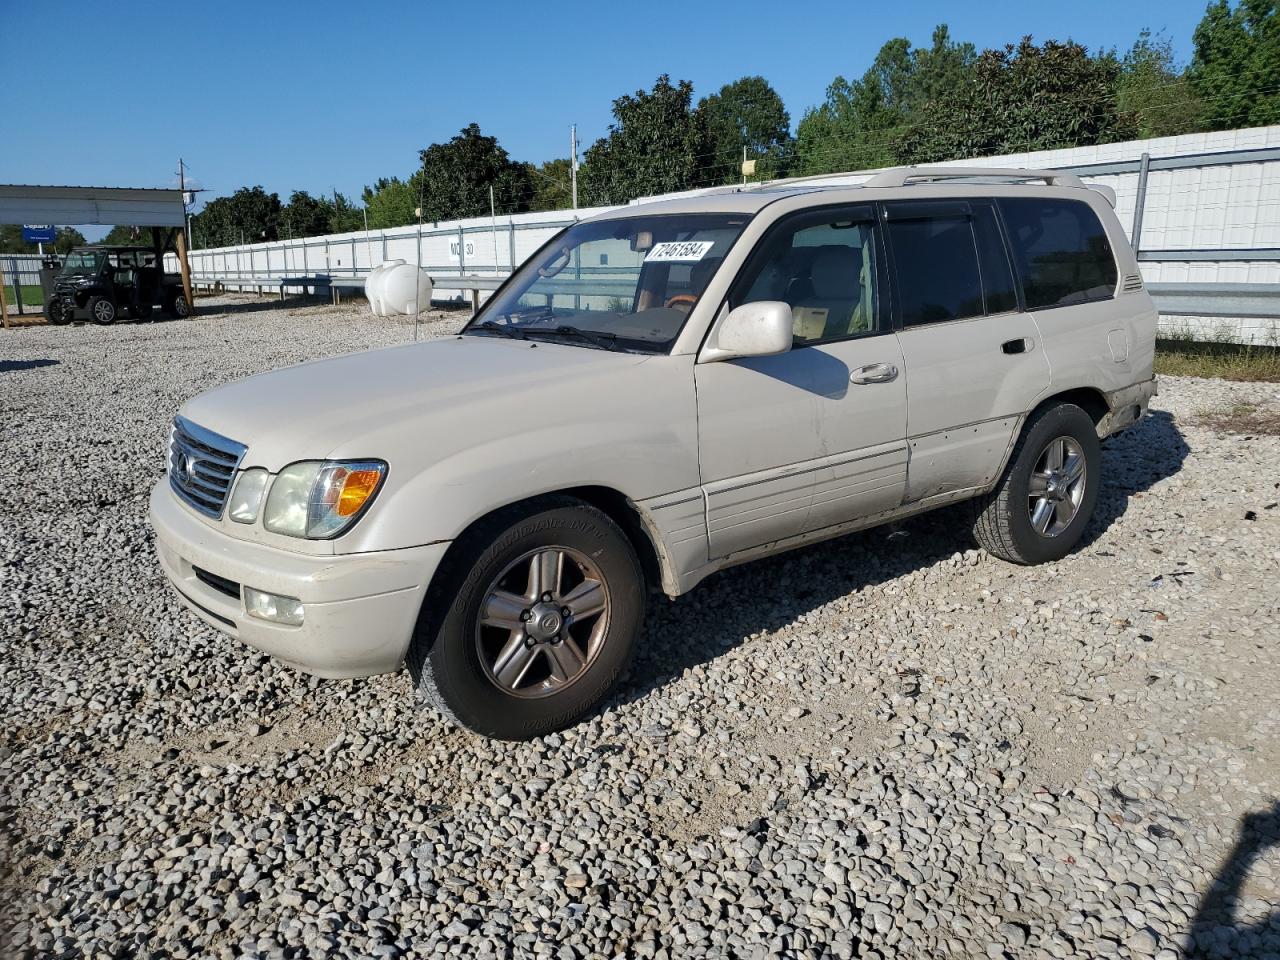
[149,481,448,678]
[1099,378,1157,438]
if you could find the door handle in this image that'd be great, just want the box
[850,362,899,384]
[1002,337,1033,355]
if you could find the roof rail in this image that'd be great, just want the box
[863,166,1087,190]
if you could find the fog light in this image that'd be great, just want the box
[244,587,304,626]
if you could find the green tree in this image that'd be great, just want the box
[361,177,417,229]
[416,123,533,221]
[697,76,791,182]
[100,224,154,246]
[525,158,575,211]
[1117,29,1205,138]
[794,72,900,174]
[900,37,1138,163]
[1189,0,1280,129]
[328,192,366,233]
[794,25,975,175]
[281,190,332,238]
[0,225,86,254]
[579,75,714,205]
[191,186,283,248]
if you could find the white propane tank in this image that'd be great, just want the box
[381,261,433,315]
[364,260,401,316]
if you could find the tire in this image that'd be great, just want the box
[165,294,190,319]
[47,298,70,326]
[88,296,116,325]
[407,497,645,740]
[971,402,1100,565]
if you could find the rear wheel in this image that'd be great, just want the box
[408,498,645,740]
[971,403,1100,565]
[165,293,190,319]
[89,297,116,325]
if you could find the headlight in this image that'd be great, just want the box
[262,460,387,539]
[228,468,269,523]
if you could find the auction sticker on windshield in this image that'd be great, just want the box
[645,240,716,263]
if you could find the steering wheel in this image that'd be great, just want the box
[664,294,699,311]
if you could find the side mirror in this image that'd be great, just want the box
[701,301,793,362]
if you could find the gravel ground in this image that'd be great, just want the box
[2,295,1279,960]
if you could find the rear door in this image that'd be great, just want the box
[884,199,1051,502]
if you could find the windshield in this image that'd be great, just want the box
[465,213,750,353]
[60,251,104,276]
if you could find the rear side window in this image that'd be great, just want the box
[885,206,984,326]
[997,198,1118,309]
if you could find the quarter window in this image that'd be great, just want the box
[997,198,1118,309]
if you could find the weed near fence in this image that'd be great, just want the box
[1156,329,1280,382]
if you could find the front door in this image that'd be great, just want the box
[695,205,908,559]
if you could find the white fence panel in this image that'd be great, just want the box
[146,126,1280,343]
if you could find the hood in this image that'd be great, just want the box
[180,335,652,471]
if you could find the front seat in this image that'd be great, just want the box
[792,248,863,340]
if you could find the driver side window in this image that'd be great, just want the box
[732,208,881,347]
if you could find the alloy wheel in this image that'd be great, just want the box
[475,546,610,699]
[1027,435,1086,537]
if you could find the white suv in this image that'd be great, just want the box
[150,167,1157,739]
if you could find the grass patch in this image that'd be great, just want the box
[1155,332,1280,382]
[2,285,45,310]
[1196,402,1280,436]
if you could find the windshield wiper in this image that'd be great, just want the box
[474,320,528,340]
[526,325,620,352]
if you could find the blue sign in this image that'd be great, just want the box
[22,224,56,244]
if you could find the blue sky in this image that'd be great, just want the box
[4,0,1206,233]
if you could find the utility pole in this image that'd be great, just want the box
[743,145,747,186]
[178,158,192,250]
[570,124,578,210]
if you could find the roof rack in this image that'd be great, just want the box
[862,166,1087,189]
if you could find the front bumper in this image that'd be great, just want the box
[149,481,449,678]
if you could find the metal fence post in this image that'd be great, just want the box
[12,260,24,315]
[457,225,466,277]
[508,219,516,274]
[1131,151,1151,253]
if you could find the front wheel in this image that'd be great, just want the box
[47,298,70,325]
[88,296,117,325]
[971,402,1100,565]
[408,498,645,740]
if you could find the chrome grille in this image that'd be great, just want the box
[168,416,246,518]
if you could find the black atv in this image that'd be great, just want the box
[47,245,189,325]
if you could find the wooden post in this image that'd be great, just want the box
[0,257,10,329]
[175,230,196,317]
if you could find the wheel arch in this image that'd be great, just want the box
[1035,387,1109,431]
[987,387,1111,494]
[424,486,672,611]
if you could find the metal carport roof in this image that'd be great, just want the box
[0,184,193,328]
[0,184,186,227]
